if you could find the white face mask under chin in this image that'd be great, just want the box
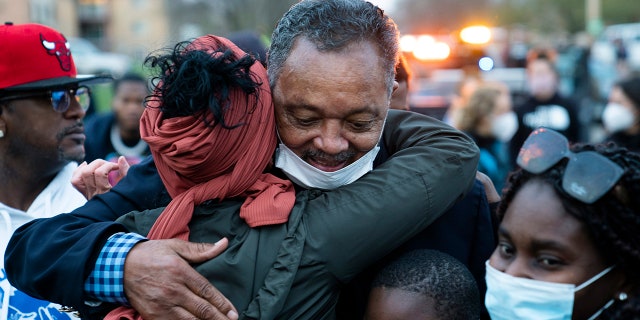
[485,261,615,320]
[274,142,380,190]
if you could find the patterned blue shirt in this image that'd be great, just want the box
[83,232,147,304]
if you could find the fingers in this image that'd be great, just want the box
[115,156,131,183]
[173,238,237,319]
[72,159,121,199]
[124,239,237,320]
[476,171,501,203]
[89,160,119,190]
[174,237,229,264]
[71,161,89,198]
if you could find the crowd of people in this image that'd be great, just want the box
[1,1,639,319]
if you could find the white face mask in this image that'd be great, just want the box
[602,102,636,133]
[274,143,380,190]
[491,111,518,142]
[485,261,615,320]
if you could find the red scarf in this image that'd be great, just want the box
[106,35,295,320]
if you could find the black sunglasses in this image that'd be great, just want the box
[0,86,91,113]
[517,127,624,204]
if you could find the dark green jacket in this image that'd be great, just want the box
[116,110,479,319]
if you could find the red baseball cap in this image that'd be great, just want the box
[0,22,111,91]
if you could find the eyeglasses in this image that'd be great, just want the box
[0,86,91,113]
[517,127,624,204]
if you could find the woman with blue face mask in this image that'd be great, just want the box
[486,127,639,320]
[602,76,640,153]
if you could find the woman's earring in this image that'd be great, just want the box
[618,292,628,301]
[0,130,4,138]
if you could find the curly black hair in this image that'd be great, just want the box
[371,249,481,319]
[144,38,262,129]
[498,142,640,319]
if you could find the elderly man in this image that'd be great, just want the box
[0,22,109,319]
[6,1,483,319]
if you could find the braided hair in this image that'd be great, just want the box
[498,142,640,318]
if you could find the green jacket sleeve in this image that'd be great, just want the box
[301,110,480,282]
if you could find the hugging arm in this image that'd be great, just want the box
[5,156,165,310]
[305,110,480,280]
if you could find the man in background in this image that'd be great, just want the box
[509,51,581,165]
[0,22,109,319]
[83,73,149,185]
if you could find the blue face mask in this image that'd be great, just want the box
[485,261,615,320]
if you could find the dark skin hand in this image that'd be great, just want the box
[476,171,501,204]
[124,238,239,320]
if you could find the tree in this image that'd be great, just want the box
[392,0,639,36]
[393,0,493,34]
[166,0,297,43]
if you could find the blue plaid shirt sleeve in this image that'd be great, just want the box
[83,232,147,304]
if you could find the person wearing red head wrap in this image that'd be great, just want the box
[141,35,294,238]
[97,30,480,319]
[106,35,295,320]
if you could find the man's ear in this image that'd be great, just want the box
[392,80,399,94]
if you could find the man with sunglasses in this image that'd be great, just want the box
[0,22,110,319]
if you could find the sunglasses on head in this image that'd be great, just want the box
[517,127,624,204]
[0,86,91,113]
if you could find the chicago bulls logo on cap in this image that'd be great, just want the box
[40,33,72,71]
[0,22,111,90]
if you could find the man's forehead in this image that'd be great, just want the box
[286,37,381,67]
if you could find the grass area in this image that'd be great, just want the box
[90,82,114,113]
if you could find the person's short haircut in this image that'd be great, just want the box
[113,72,148,94]
[372,249,481,320]
[268,0,399,97]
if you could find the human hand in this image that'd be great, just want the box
[71,156,130,200]
[476,171,501,204]
[123,238,238,320]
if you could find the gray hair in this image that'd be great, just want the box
[268,0,400,97]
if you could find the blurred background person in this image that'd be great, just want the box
[443,73,484,127]
[365,249,481,320]
[487,128,639,319]
[601,76,640,153]
[390,54,411,111]
[613,38,629,78]
[456,82,515,192]
[508,50,582,166]
[83,73,149,184]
